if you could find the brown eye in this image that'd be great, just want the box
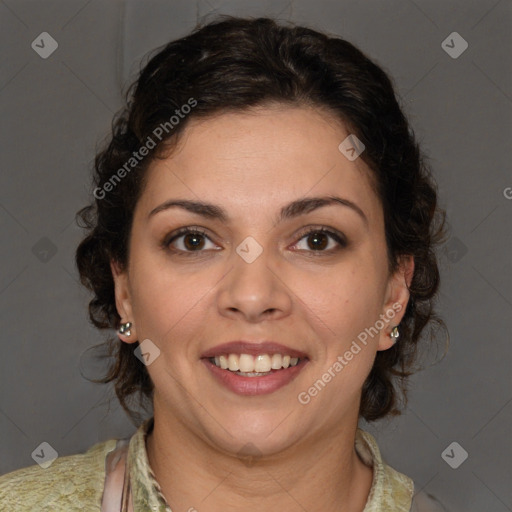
[306,231,329,250]
[165,228,217,253]
[293,227,347,253]
[182,232,206,251]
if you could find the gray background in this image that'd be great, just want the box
[1,0,511,510]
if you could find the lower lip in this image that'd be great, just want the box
[201,358,309,396]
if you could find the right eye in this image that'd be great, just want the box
[164,228,219,254]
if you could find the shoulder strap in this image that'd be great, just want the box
[101,439,132,512]
[120,449,132,512]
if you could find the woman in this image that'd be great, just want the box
[0,16,448,511]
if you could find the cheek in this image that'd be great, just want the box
[295,257,382,332]
[128,253,215,343]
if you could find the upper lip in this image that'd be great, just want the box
[200,341,309,359]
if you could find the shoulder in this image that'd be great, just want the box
[355,429,450,512]
[0,438,118,511]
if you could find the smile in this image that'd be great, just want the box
[210,353,301,374]
[202,355,309,395]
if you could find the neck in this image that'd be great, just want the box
[145,408,373,512]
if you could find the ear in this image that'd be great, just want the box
[377,255,414,351]
[110,259,138,344]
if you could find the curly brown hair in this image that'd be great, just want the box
[75,15,448,425]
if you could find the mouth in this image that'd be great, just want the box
[206,353,305,376]
[200,343,310,395]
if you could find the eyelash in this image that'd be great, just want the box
[162,226,347,257]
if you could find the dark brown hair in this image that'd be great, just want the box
[76,16,448,425]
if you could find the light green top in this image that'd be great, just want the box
[0,418,419,511]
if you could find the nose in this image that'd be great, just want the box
[217,242,293,323]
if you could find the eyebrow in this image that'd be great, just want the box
[148,195,368,228]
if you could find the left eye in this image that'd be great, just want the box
[292,228,346,252]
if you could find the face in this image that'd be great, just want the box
[111,105,413,456]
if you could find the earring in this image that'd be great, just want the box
[118,321,132,337]
[390,326,400,342]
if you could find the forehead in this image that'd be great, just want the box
[136,105,380,225]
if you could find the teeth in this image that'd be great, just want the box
[239,354,255,372]
[254,354,271,372]
[211,353,302,372]
[271,354,283,369]
[228,354,239,372]
[238,371,272,377]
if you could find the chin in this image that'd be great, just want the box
[205,415,301,458]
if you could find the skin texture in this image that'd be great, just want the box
[111,105,414,512]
